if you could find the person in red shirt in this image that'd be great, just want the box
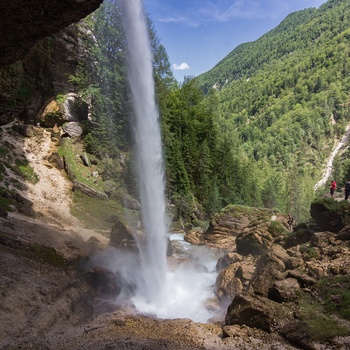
[330,180,336,199]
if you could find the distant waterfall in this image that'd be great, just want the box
[120,0,168,304]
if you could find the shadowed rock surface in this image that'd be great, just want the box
[0,0,103,67]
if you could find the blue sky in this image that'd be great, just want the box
[143,0,328,82]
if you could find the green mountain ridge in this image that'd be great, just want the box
[191,0,350,221]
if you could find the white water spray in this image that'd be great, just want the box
[120,0,168,305]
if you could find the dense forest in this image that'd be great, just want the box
[197,0,350,221]
[71,0,350,227]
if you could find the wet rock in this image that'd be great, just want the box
[215,254,257,301]
[216,252,242,272]
[184,227,205,245]
[215,264,244,300]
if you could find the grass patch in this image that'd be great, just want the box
[299,296,349,342]
[15,159,39,184]
[317,276,350,321]
[58,139,106,192]
[71,191,139,234]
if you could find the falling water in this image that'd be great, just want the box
[120,0,168,304]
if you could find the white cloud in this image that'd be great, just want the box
[172,62,190,70]
[159,15,200,27]
[154,0,327,28]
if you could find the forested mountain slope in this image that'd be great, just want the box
[195,0,350,221]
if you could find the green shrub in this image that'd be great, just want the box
[15,159,39,184]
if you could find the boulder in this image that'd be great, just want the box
[80,152,91,167]
[110,220,137,249]
[215,264,244,300]
[62,93,88,123]
[310,198,350,233]
[281,226,313,249]
[109,220,148,252]
[15,193,36,217]
[268,278,300,303]
[225,293,286,332]
[215,257,256,300]
[337,226,350,240]
[184,228,205,245]
[236,221,275,256]
[73,181,108,201]
[310,231,336,249]
[37,100,64,127]
[286,270,316,288]
[216,252,242,272]
[184,205,288,251]
[62,122,83,138]
[281,320,316,350]
[250,245,289,297]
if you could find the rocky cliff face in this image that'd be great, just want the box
[0,0,103,67]
[0,24,90,126]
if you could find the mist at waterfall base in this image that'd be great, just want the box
[87,0,221,323]
[89,239,221,322]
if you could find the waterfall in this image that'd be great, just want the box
[120,0,168,304]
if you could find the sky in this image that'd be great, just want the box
[143,0,328,82]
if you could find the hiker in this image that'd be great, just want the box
[287,214,294,230]
[330,180,336,199]
[345,179,350,200]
